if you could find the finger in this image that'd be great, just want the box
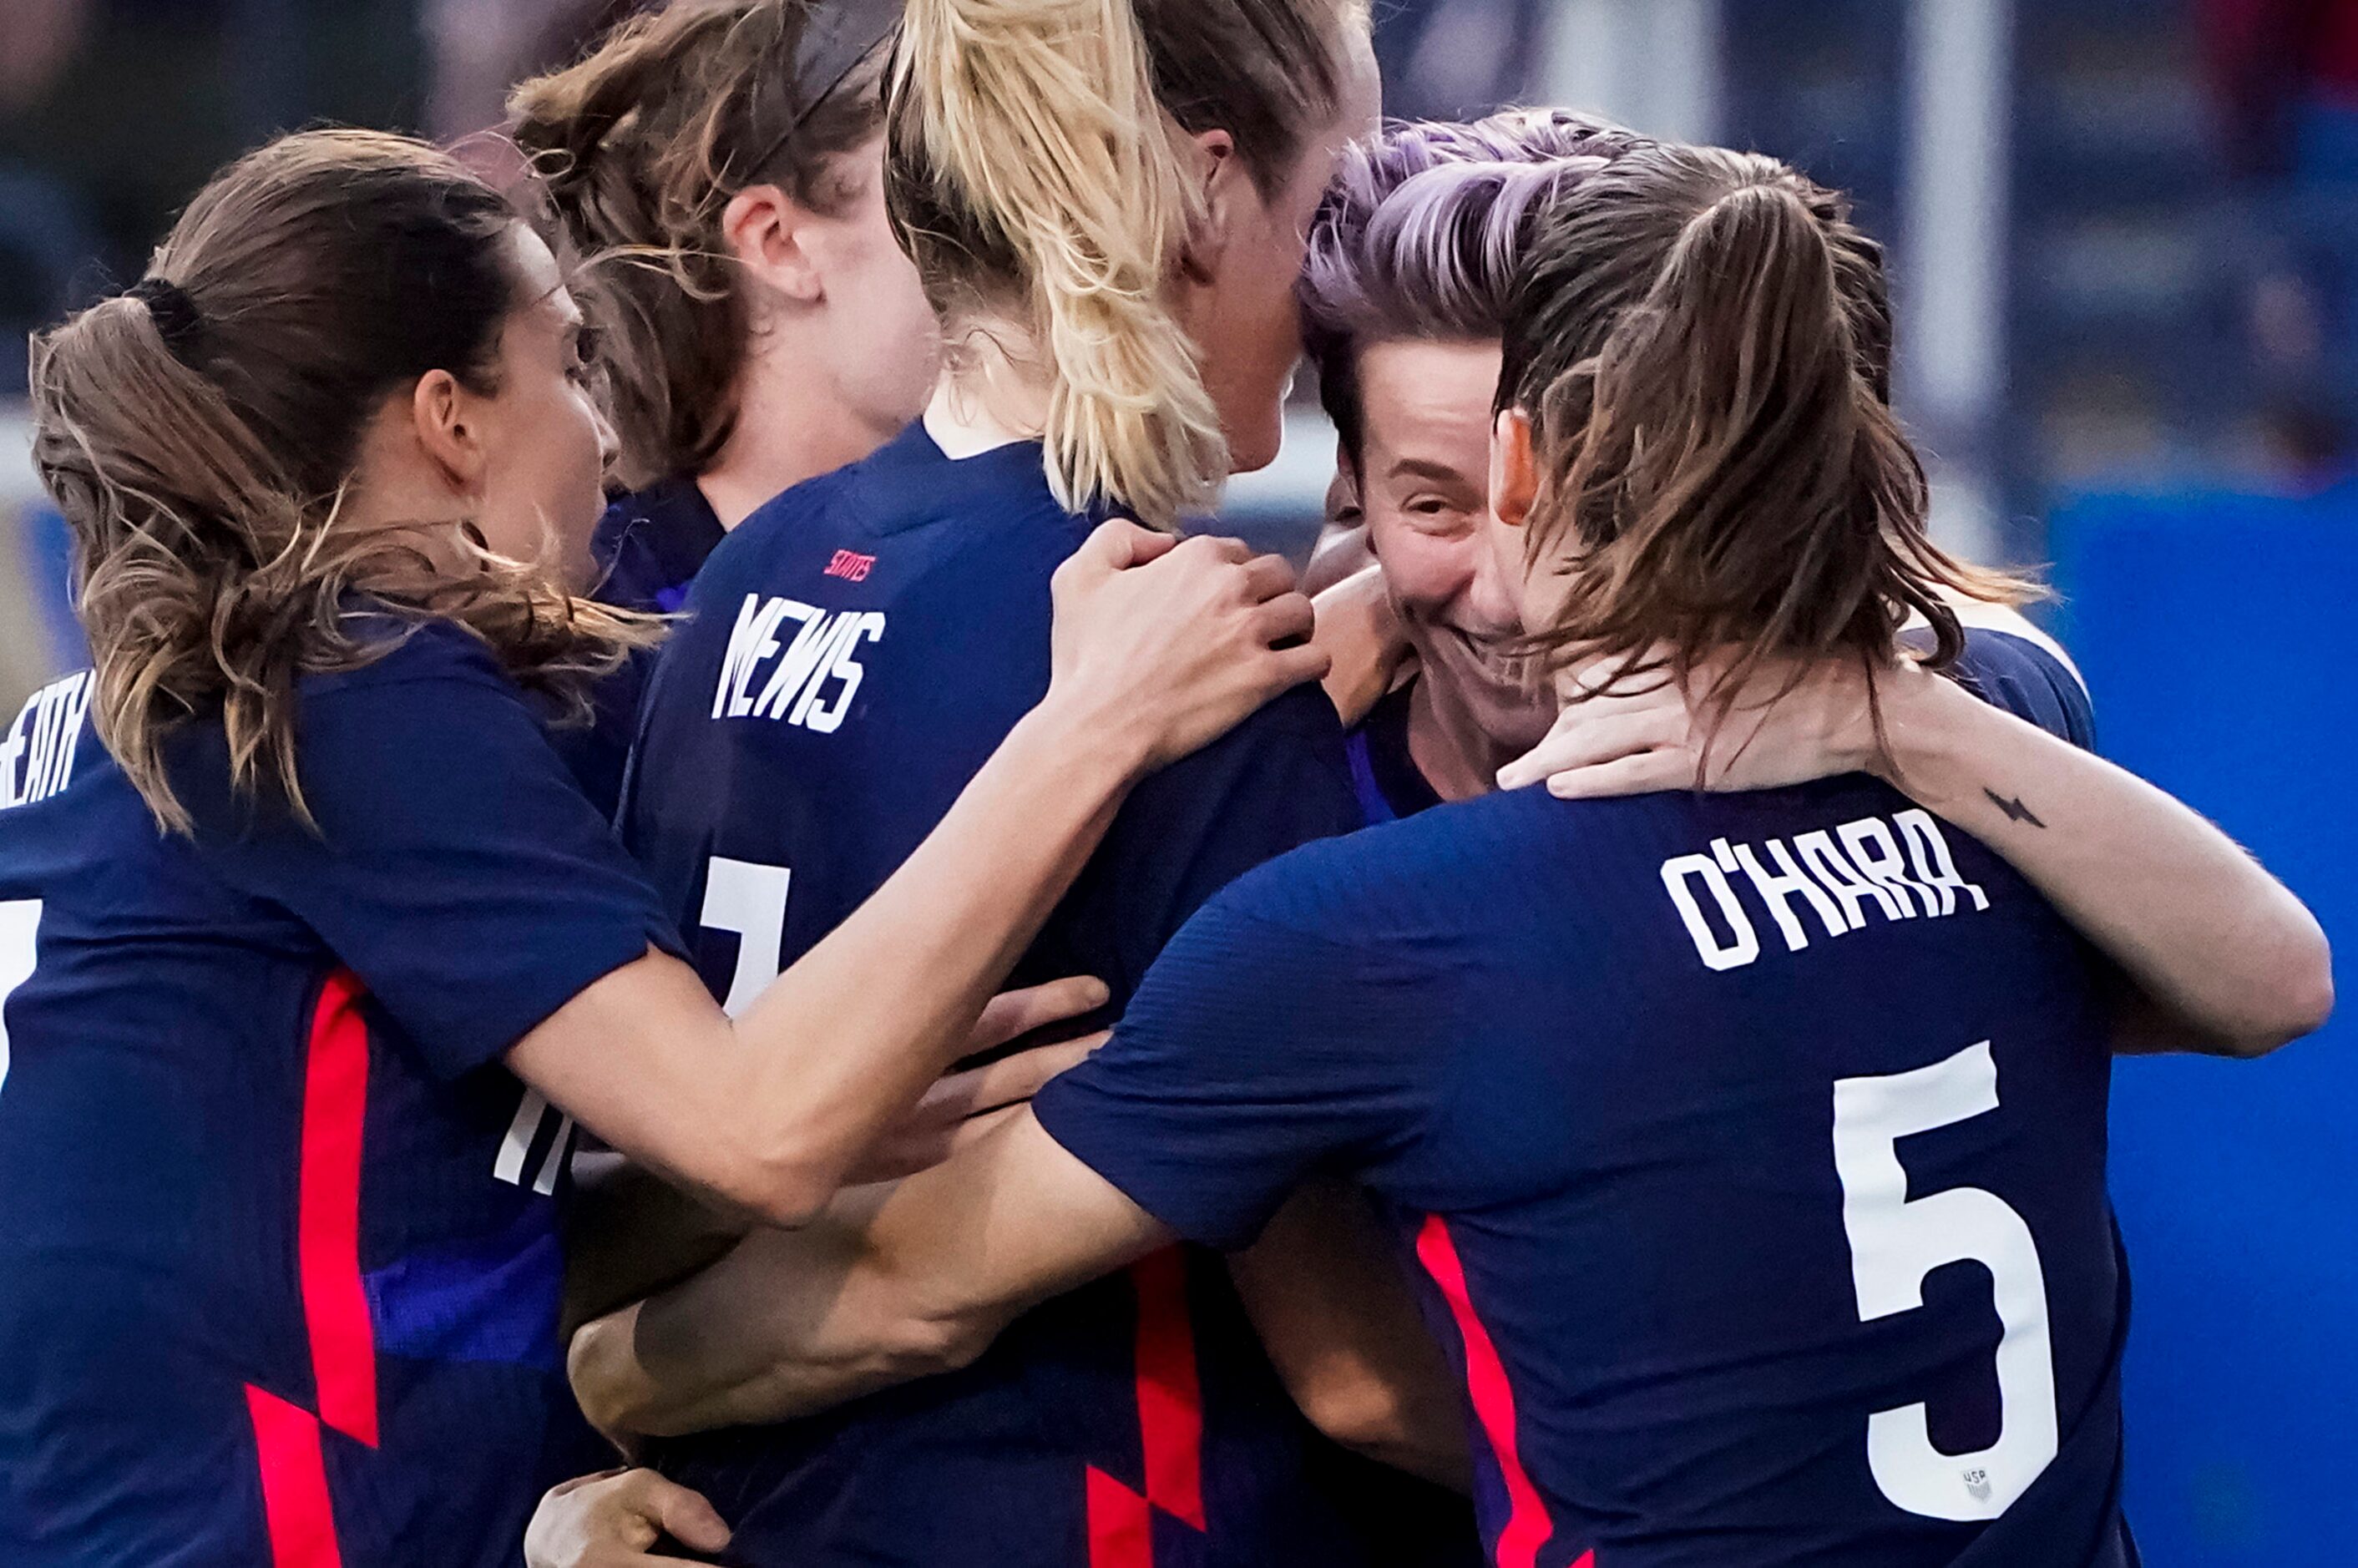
[937,1102,1027,1160]
[1496,708,1686,791]
[1256,643,1333,693]
[544,1468,628,1503]
[1070,518,1166,574]
[1237,551,1302,604]
[968,977,1110,1054]
[640,1474,731,1555]
[1311,558,1386,605]
[1541,748,1694,801]
[923,1035,1106,1119]
[1170,532,1255,567]
[1250,591,1318,648]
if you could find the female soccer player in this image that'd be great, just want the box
[563,142,2332,1566]
[573,0,1423,1562]
[1299,109,1652,813]
[1289,109,2315,1060]
[509,0,929,813]
[0,128,1326,1566]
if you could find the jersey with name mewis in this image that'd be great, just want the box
[1037,678,2134,1567]
[0,627,686,1566]
[620,420,1368,1565]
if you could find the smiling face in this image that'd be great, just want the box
[1355,336,1552,754]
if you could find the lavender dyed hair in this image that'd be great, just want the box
[1300,108,1653,463]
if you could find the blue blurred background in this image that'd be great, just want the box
[1,2,2350,1560]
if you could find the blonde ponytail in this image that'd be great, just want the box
[893,0,1227,528]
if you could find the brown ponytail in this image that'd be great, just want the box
[1499,143,2034,743]
[511,0,889,488]
[30,129,652,832]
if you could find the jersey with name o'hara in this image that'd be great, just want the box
[0,626,684,1566]
[1037,655,2133,1567]
[620,421,1369,1566]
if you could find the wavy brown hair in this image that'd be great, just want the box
[1497,141,2036,753]
[510,0,890,489]
[29,129,655,833]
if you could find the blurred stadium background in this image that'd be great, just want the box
[2,1,2350,1560]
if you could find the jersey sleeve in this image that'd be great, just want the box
[1032,861,1443,1251]
[1042,684,1361,1004]
[1909,625,2097,749]
[179,626,686,1080]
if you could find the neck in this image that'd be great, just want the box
[697,338,903,529]
[923,312,1054,458]
[1405,675,1515,804]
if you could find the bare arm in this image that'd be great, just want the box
[1504,636,2331,1058]
[1227,1183,1470,1490]
[569,1111,1171,1441]
[561,996,1106,1335]
[511,527,1328,1228]
[1870,659,2330,1055]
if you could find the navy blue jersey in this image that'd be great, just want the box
[620,422,1369,1566]
[1909,625,2096,754]
[556,478,729,817]
[1345,681,1445,826]
[0,626,683,1566]
[1038,643,2133,1568]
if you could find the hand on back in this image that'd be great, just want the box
[1049,521,1328,772]
[1498,643,1910,799]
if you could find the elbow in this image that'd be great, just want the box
[2214,918,2336,1060]
[567,1310,656,1443]
[709,1135,842,1232]
[1289,1369,1430,1470]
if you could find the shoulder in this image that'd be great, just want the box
[1124,682,1353,832]
[1204,784,1553,939]
[297,618,524,709]
[1943,625,2097,750]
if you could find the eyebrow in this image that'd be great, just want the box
[1386,457,1477,486]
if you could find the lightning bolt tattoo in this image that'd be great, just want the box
[1983,788,2047,829]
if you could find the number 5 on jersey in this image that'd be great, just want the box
[1833,1040,2060,1522]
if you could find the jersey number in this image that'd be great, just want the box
[701,857,793,1019]
[496,857,795,1187]
[0,899,38,1099]
[1831,1040,2059,1521]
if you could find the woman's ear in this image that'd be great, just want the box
[1324,441,1365,530]
[410,369,483,496]
[1490,407,1539,529]
[1176,129,1239,286]
[723,184,826,305]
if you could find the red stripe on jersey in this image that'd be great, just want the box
[1131,1248,1207,1530]
[1416,1214,1559,1568]
[245,1383,345,1568]
[300,971,378,1447]
[1086,1464,1154,1568]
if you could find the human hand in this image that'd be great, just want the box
[1497,645,1901,798]
[848,977,1110,1184]
[1047,521,1329,772]
[523,1469,729,1568]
